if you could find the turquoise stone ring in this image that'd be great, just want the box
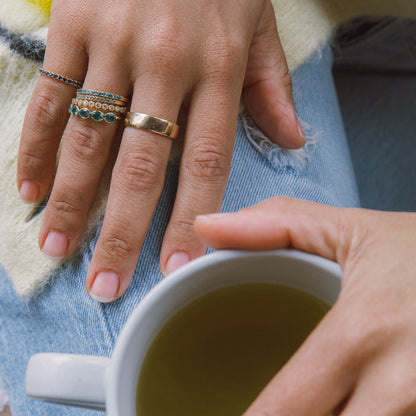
[68,89,128,123]
[68,103,123,124]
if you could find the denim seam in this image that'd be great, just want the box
[98,304,116,348]
[82,224,117,350]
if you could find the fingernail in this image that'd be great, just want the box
[19,181,39,202]
[89,272,120,303]
[164,252,191,276]
[42,231,69,260]
[297,120,306,142]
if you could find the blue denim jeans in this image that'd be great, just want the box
[0,44,360,415]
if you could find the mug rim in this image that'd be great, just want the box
[106,249,342,415]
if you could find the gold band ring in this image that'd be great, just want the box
[124,112,179,139]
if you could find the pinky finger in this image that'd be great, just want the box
[17,36,87,202]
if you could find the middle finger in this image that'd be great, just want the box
[85,73,185,302]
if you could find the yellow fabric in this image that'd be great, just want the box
[0,0,415,296]
[0,0,50,32]
[25,0,52,17]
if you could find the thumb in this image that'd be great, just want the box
[195,197,359,416]
[243,1,305,149]
[194,197,353,265]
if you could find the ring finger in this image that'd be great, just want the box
[39,58,130,260]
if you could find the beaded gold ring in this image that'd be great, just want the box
[39,68,83,88]
[72,97,127,114]
[75,95,127,107]
[68,89,129,123]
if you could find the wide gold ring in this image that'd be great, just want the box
[124,112,179,139]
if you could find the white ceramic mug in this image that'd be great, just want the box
[25,249,341,415]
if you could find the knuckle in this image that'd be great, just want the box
[50,7,86,34]
[184,138,229,181]
[48,191,83,223]
[69,122,108,161]
[96,20,132,57]
[170,217,195,237]
[100,234,136,261]
[29,90,63,134]
[117,151,164,193]
[18,147,46,173]
[142,23,186,75]
[145,43,184,76]
[204,35,244,81]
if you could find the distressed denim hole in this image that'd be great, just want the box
[240,110,320,173]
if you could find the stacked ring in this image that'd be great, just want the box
[69,101,125,123]
[39,68,83,88]
[77,89,129,104]
[69,89,129,123]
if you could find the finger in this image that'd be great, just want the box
[85,75,184,303]
[341,349,416,416]
[17,18,87,202]
[160,72,242,275]
[194,197,354,263]
[38,54,130,260]
[242,305,356,416]
[243,0,305,149]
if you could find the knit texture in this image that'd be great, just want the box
[0,0,415,296]
[25,0,52,17]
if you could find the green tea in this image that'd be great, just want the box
[136,283,330,416]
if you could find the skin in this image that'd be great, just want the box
[0,407,11,416]
[194,197,416,416]
[17,0,304,303]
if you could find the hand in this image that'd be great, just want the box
[194,197,416,415]
[17,0,305,302]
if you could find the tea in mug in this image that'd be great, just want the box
[136,282,330,416]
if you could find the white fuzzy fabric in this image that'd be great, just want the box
[0,0,49,33]
[0,39,59,297]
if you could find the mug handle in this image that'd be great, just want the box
[25,353,110,410]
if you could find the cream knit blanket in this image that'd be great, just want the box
[0,0,415,296]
